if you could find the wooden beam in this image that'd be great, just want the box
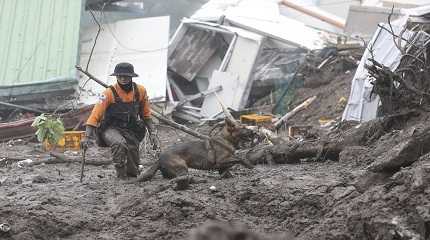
[274,96,317,129]
[177,86,223,107]
[0,101,43,114]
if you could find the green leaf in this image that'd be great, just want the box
[32,114,65,145]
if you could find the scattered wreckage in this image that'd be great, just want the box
[166,17,322,123]
[4,4,429,184]
[3,2,430,240]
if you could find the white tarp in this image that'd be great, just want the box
[79,16,169,104]
[342,16,411,122]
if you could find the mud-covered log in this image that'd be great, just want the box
[247,140,345,165]
[248,116,430,171]
[27,159,111,167]
[27,152,112,166]
[247,114,413,165]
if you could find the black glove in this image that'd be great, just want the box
[81,125,96,150]
[143,117,154,133]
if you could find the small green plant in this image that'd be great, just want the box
[31,114,65,146]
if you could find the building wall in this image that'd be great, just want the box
[0,0,82,88]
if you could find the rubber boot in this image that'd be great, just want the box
[126,152,139,178]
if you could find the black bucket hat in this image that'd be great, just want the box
[110,62,139,77]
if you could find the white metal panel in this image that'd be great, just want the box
[191,0,323,50]
[195,54,223,92]
[201,70,240,117]
[201,32,263,117]
[342,19,412,122]
[79,16,169,104]
[225,15,324,50]
[79,22,116,103]
[224,0,323,49]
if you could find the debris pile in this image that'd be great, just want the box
[263,46,362,127]
[3,1,430,240]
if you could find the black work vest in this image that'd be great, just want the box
[102,82,141,129]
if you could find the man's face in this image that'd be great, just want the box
[117,76,132,85]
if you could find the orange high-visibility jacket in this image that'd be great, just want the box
[86,83,151,127]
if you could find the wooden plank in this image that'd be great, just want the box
[177,85,222,107]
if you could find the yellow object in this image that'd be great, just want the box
[240,114,272,125]
[336,96,348,111]
[338,96,347,104]
[318,117,334,126]
[43,131,85,151]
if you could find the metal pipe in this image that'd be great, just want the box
[280,0,346,29]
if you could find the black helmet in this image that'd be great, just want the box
[110,62,139,77]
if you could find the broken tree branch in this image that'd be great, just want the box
[214,92,240,128]
[387,5,405,55]
[378,24,417,49]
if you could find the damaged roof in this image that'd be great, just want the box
[191,0,324,50]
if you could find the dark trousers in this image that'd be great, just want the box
[101,127,140,178]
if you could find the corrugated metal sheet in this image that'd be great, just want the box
[0,0,82,87]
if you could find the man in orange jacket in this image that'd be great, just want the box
[81,62,157,179]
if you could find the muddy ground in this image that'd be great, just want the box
[1,62,430,239]
[1,116,430,240]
